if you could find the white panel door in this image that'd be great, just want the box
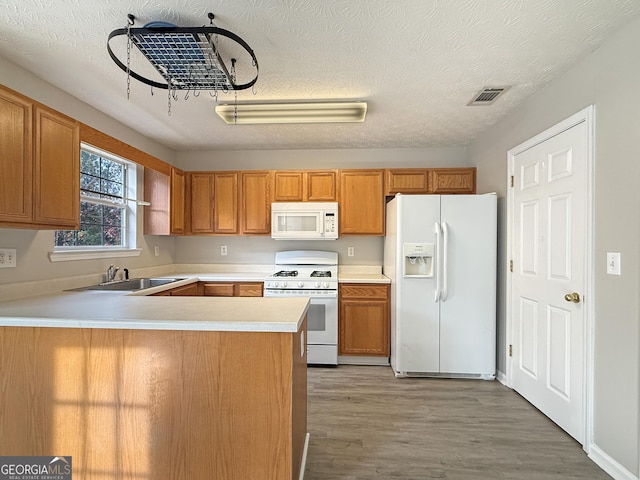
[439,195,497,376]
[511,121,587,443]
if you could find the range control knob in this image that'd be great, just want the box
[323,282,330,288]
[282,281,288,288]
[298,281,304,287]
[274,281,280,288]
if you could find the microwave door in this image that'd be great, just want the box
[273,211,323,238]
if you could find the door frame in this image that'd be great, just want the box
[505,105,595,453]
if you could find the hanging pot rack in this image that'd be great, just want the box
[107,13,259,92]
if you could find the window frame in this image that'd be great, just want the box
[49,143,142,262]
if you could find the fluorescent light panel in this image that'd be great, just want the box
[215,102,367,124]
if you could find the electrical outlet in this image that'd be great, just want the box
[347,246,355,257]
[154,246,160,257]
[0,248,17,268]
[221,245,228,256]
[606,252,621,275]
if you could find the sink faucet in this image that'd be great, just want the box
[106,265,119,283]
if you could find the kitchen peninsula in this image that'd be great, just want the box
[0,288,309,480]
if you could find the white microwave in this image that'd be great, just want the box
[271,202,339,240]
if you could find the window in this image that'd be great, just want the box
[53,144,139,258]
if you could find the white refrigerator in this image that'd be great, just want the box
[383,194,497,379]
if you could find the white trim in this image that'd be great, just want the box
[49,248,142,262]
[299,432,310,480]
[496,369,508,386]
[505,105,595,453]
[589,444,639,480]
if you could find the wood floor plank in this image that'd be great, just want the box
[305,366,610,479]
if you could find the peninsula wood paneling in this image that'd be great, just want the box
[0,324,307,480]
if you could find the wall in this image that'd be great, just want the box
[0,57,177,285]
[468,15,640,477]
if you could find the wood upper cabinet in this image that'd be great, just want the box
[386,168,476,195]
[0,87,33,224]
[338,169,385,235]
[385,169,430,195]
[273,170,337,202]
[339,284,390,356]
[430,168,476,194]
[144,166,185,235]
[34,106,80,228]
[187,171,239,235]
[241,170,272,235]
[0,86,80,229]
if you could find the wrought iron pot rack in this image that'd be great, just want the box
[107,13,259,92]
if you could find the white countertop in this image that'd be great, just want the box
[0,278,308,333]
[0,265,389,332]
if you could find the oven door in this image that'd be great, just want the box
[305,292,338,346]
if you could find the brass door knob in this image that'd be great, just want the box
[564,292,581,303]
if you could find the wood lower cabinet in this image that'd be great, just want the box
[273,170,337,202]
[338,169,385,235]
[0,86,79,229]
[202,281,264,297]
[241,171,271,235]
[339,283,390,356]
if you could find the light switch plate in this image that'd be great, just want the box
[606,252,621,275]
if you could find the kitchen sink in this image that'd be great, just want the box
[71,278,186,292]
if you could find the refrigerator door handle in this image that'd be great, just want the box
[434,222,441,302]
[441,222,449,301]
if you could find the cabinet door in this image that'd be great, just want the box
[339,284,390,356]
[306,170,337,201]
[170,168,185,234]
[273,171,304,202]
[33,106,80,228]
[144,168,170,235]
[202,283,235,297]
[385,169,430,195]
[241,171,271,235]
[430,168,476,194]
[236,282,264,297]
[169,282,200,296]
[0,88,32,224]
[189,173,214,233]
[338,170,385,235]
[213,172,239,234]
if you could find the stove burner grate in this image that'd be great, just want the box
[273,270,298,277]
[310,270,332,277]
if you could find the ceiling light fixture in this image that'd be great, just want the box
[215,102,368,125]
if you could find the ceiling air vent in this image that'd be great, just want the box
[467,86,510,106]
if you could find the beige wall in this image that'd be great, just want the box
[468,15,640,477]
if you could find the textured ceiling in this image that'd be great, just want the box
[1,0,639,151]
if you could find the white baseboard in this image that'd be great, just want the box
[299,432,310,480]
[496,370,508,386]
[589,444,638,480]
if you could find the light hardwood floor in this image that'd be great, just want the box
[305,365,610,480]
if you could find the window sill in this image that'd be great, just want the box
[49,248,143,263]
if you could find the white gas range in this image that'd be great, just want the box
[264,251,338,366]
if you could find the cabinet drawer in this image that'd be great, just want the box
[236,282,263,297]
[339,284,388,300]
[203,283,235,297]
